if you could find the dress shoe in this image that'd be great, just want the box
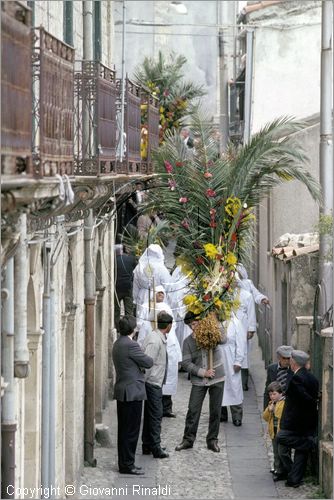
[152,449,169,459]
[119,468,145,475]
[134,465,142,470]
[175,441,193,451]
[270,469,276,474]
[285,481,303,488]
[233,420,242,426]
[207,441,220,453]
[163,412,176,418]
[142,445,166,455]
[273,473,287,482]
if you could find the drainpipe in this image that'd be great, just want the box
[119,0,126,163]
[219,28,229,153]
[41,242,51,494]
[243,29,254,144]
[319,0,333,315]
[48,265,56,497]
[14,214,30,379]
[83,1,94,160]
[1,258,17,499]
[84,209,96,466]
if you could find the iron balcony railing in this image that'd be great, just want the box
[32,27,75,177]
[74,60,117,176]
[1,1,32,175]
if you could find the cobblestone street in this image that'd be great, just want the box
[76,339,321,500]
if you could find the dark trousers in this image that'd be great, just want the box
[277,429,316,484]
[183,382,224,445]
[142,383,163,453]
[162,395,173,414]
[114,291,134,331]
[117,400,142,471]
[241,368,249,389]
[221,404,243,422]
[272,435,286,474]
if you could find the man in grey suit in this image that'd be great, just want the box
[112,316,153,475]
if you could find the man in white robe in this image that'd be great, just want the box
[137,285,182,417]
[169,264,192,350]
[133,244,172,314]
[235,285,257,391]
[236,264,270,305]
[220,314,247,426]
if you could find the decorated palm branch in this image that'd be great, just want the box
[135,51,205,142]
[147,107,321,359]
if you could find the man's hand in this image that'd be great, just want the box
[204,369,215,378]
[261,297,270,305]
[247,331,255,340]
[233,365,241,373]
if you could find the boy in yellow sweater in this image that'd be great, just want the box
[263,381,286,481]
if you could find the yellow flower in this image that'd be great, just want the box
[226,252,237,266]
[225,196,242,217]
[189,303,204,315]
[183,294,197,306]
[214,299,223,309]
[204,243,219,260]
[159,106,164,113]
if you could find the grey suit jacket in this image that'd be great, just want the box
[112,335,153,402]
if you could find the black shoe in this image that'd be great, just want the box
[270,469,277,474]
[220,416,228,422]
[142,445,152,455]
[119,468,145,475]
[243,385,249,391]
[273,473,287,482]
[233,420,242,426]
[163,412,176,418]
[134,465,142,470]
[285,481,303,488]
[207,441,220,453]
[175,441,193,451]
[152,449,169,459]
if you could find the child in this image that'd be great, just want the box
[262,381,286,480]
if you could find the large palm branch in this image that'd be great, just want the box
[148,107,321,267]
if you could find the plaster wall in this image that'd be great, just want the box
[250,1,321,132]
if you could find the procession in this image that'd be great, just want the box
[1,1,332,499]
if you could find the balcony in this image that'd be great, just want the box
[1,1,32,175]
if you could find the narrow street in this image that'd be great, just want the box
[76,340,320,500]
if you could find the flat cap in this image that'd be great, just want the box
[291,349,310,366]
[276,345,293,358]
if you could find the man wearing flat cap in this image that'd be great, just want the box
[276,350,319,488]
[264,345,293,409]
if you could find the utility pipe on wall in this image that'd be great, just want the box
[243,29,254,145]
[319,0,333,315]
[84,209,96,466]
[14,214,30,379]
[1,258,17,499]
[41,242,51,494]
[83,0,94,159]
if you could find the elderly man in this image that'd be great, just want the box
[137,285,182,418]
[264,345,293,410]
[276,350,319,488]
[175,312,227,453]
[141,311,173,459]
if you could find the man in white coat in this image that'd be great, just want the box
[137,285,182,417]
[133,244,172,314]
[236,264,270,306]
[236,264,270,390]
[235,284,257,391]
[169,264,192,350]
[220,314,247,426]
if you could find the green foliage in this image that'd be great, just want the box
[134,51,205,142]
[147,107,321,270]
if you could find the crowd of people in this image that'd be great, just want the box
[112,242,319,489]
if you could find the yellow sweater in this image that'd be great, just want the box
[262,399,285,439]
